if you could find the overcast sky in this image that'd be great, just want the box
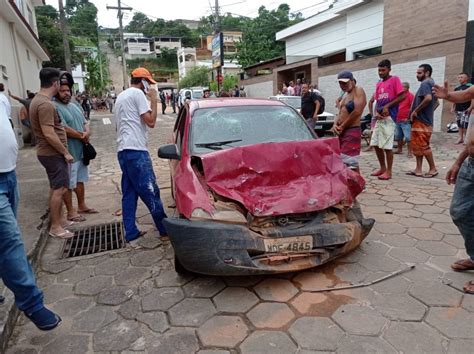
[46,0,331,28]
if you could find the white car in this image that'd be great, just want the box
[268,95,335,133]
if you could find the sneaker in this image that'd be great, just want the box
[25,306,61,331]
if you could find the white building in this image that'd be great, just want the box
[153,36,182,55]
[1,0,49,145]
[178,47,241,79]
[72,64,86,93]
[124,37,154,59]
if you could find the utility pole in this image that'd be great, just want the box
[58,0,72,73]
[106,0,132,89]
[214,0,221,92]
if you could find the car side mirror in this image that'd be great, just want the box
[158,144,180,160]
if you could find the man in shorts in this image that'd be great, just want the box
[54,72,97,222]
[370,59,405,180]
[394,82,414,157]
[29,68,74,239]
[451,72,473,144]
[407,64,439,178]
[333,71,367,173]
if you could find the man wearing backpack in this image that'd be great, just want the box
[301,83,324,129]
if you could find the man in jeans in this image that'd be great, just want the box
[0,103,61,330]
[434,82,474,294]
[115,67,167,242]
[394,82,414,157]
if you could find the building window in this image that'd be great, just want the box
[141,48,147,52]
[26,49,30,61]
[15,0,24,14]
[318,51,346,67]
[353,46,382,60]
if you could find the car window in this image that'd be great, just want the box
[190,105,314,154]
[192,91,203,99]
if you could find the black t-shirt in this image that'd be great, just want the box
[301,92,317,119]
[454,84,472,112]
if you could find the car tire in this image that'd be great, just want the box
[174,254,195,275]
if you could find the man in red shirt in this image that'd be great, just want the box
[394,82,415,157]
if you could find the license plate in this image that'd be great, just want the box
[314,124,323,129]
[263,236,313,253]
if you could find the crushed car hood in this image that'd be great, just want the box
[200,138,365,217]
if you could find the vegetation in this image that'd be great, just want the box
[178,66,210,89]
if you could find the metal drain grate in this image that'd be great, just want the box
[61,221,126,259]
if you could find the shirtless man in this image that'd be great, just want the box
[333,71,367,173]
[433,82,474,294]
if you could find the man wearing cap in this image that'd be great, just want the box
[54,72,96,222]
[334,71,367,173]
[369,59,405,180]
[114,67,168,242]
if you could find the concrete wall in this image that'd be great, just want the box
[242,75,274,98]
[284,0,384,64]
[318,56,446,131]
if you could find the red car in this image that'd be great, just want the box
[158,98,374,276]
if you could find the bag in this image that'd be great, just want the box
[313,92,325,115]
[82,142,97,166]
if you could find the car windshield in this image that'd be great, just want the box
[190,105,314,154]
[192,91,203,98]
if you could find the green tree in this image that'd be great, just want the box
[85,53,110,95]
[36,5,79,69]
[178,66,210,89]
[198,13,245,34]
[125,12,152,32]
[68,1,99,44]
[222,74,239,91]
[235,4,302,67]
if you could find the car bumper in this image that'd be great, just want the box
[164,213,375,276]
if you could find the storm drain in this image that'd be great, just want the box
[61,221,126,259]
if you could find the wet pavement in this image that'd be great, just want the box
[4,110,474,353]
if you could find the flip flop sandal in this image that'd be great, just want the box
[463,281,474,294]
[67,215,86,222]
[378,174,392,180]
[371,170,385,177]
[451,258,474,272]
[78,208,99,214]
[423,171,439,178]
[49,230,74,239]
[405,171,422,177]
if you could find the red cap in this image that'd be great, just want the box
[131,67,157,84]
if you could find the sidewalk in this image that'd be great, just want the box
[4,111,474,353]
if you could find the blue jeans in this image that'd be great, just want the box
[450,158,474,260]
[0,170,44,313]
[394,120,411,142]
[118,150,167,240]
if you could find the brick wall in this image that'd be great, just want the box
[382,0,468,53]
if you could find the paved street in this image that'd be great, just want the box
[5,110,474,353]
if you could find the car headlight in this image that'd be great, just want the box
[191,208,247,224]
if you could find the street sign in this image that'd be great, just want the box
[211,32,224,69]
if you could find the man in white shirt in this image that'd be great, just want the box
[0,103,61,330]
[115,67,167,242]
[0,83,11,120]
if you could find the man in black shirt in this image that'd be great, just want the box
[300,83,321,129]
[452,73,473,144]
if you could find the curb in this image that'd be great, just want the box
[0,219,50,352]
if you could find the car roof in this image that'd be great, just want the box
[189,98,287,113]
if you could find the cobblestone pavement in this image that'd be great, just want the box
[6,110,474,353]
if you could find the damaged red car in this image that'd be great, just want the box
[158,98,374,276]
